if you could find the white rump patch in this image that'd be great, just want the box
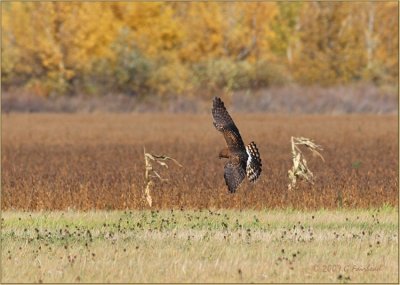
[245,142,262,182]
[246,146,252,169]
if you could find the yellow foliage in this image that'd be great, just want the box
[1,2,398,96]
[149,61,192,96]
[2,2,118,96]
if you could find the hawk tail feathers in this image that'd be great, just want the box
[246,142,262,182]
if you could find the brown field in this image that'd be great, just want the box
[1,113,398,210]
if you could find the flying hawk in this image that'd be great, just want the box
[212,97,262,193]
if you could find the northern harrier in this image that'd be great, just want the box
[212,97,262,193]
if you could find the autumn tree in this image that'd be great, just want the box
[1,2,398,97]
[2,2,117,96]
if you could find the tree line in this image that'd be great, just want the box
[1,2,398,97]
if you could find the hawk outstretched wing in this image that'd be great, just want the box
[212,97,262,193]
[212,97,245,151]
[224,161,246,193]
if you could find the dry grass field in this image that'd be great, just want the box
[1,208,398,283]
[1,113,398,283]
[2,113,398,210]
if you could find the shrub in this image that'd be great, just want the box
[250,60,291,88]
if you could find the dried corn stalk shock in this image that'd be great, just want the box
[288,137,325,191]
[143,147,183,207]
